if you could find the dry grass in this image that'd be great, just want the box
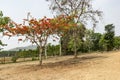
[0,57,38,64]
[0,51,120,80]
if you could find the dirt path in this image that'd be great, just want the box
[0,51,120,80]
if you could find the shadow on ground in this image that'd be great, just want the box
[43,55,107,68]
[19,55,107,72]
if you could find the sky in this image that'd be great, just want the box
[0,0,120,50]
[93,0,120,35]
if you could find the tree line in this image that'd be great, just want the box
[1,24,120,64]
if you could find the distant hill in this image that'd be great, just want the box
[8,45,37,51]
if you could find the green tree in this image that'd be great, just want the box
[114,36,120,50]
[92,33,102,51]
[67,23,86,54]
[99,34,106,51]
[100,24,115,51]
[47,43,59,56]
[84,30,94,52]
[104,24,115,51]
[86,30,102,51]
[47,0,102,58]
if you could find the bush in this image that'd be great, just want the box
[11,56,18,63]
[32,57,37,61]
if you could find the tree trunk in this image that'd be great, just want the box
[73,31,77,58]
[59,37,62,56]
[74,39,77,58]
[44,45,47,59]
[3,56,5,64]
[39,47,43,66]
[24,57,25,62]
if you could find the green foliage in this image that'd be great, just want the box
[11,56,19,63]
[0,11,10,47]
[99,24,115,51]
[99,34,106,51]
[61,23,86,55]
[84,30,94,52]
[68,37,82,52]
[60,23,116,53]
[104,24,115,51]
[114,36,120,50]
[0,11,3,17]
[32,57,36,61]
[18,49,38,58]
[47,43,59,56]
[90,33,102,51]
[0,40,3,46]
[83,30,102,52]
[0,11,10,27]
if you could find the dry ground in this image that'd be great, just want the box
[0,51,120,80]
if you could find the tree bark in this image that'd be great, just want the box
[73,30,77,58]
[3,56,5,64]
[24,57,25,62]
[59,37,62,56]
[44,45,47,59]
[39,47,43,66]
[74,39,77,58]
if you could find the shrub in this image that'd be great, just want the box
[11,56,18,63]
[32,57,37,61]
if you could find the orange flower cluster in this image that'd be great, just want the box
[4,15,77,41]
[50,15,77,33]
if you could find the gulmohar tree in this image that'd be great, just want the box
[4,14,76,65]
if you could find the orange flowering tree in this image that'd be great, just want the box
[4,14,76,65]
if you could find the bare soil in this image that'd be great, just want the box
[0,51,120,80]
